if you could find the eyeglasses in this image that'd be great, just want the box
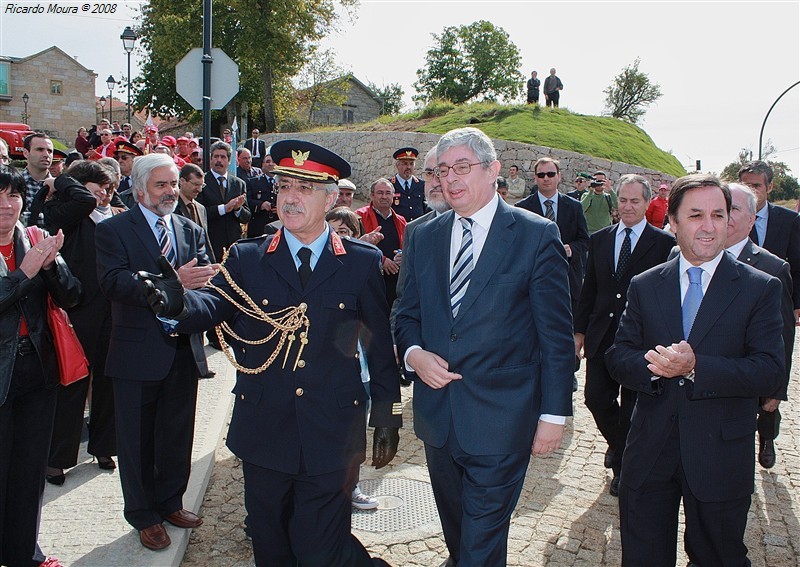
[536,171,558,179]
[434,162,482,178]
[575,179,585,183]
[421,168,435,180]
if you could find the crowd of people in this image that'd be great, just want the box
[0,118,797,567]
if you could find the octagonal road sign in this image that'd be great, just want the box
[176,47,239,110]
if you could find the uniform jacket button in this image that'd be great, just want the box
[297,360,305,368]
[339,303,345,309]
[261,298,269,306]
[353,400,359,406]
[240,394,245,400]
[295,388,304,397]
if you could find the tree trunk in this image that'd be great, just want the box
[262,63,277,132]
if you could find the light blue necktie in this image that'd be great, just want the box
[682,267,704,339]
[450,217,474,317]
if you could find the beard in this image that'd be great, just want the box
[143,191,178,216]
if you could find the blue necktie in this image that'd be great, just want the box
[156,218,177,267]
[450,217,474,317]
[682,267,704,339]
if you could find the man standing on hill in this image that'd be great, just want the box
[544,68,564,108]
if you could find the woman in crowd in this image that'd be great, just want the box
[0,167,81,566]
[129,130,142,145]
[41,160,119,485]
[324,206,380,510]
[74,127,91,158]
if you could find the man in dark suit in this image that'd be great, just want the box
[196,140,251,263]
[95,153,219,551]
[574,174,675,495]
[390,147,426,221]
[606,174,784,567]
[739,160,800,467]
[395,127,574,566]
[243,128,267,169]
[140,140,401,566]
[516,157,589,315]
[115,140,142,209]
[727,181,795,470]
[236,147,277,238]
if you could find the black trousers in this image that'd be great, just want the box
[424,424,530,566]
[49,315,115,468]
[0,352,57,567]
[546,91,560,107]
[584,356,635,475]
[113,344,199,530]
[619,423,751,567]
[242,460,373,567]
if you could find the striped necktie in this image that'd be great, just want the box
[544,199,555,221]
[156,217,177,267]
[450,217,474,317]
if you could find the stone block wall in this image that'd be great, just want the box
[262,130,677,198]
[2,49,96,144]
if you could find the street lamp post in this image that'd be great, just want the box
[106,75,117,124]
[22,93,29,124]
[759,80,800,160]
[100,96,106,120]
[120,26,137,125]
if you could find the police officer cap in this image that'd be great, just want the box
[270,140,351,184]
[393,147,419,161]
[52,148,68,162]
[114,139,144,157]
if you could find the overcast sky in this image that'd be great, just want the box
[1,0,797,177]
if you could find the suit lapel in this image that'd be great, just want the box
[172,215,193,266]
[127,205,162,259]
[622,224,656,277]
[655,258,684,344]
[430,211,455,321]
[688,252,740,345]
[456,201,516,319]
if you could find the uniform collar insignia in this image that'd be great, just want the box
[266,229,282,253]
[331,231,347,256]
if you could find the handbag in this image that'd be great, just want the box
[25,227,89,386]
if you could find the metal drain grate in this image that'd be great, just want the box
[351,478,440,532]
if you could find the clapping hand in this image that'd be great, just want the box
[137,256,188,319]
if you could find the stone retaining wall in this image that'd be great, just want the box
[261,131,677,198]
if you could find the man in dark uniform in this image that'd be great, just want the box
[115,140,143,209]
[390,147,426,221]
[139,140,401,567]
[236,147,277,237]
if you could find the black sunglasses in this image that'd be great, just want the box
[536,171,558,179]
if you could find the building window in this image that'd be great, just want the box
[0,62,9,96]
[50,80,62,96]
[342,109,354,124]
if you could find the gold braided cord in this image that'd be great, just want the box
[206,246,310,374]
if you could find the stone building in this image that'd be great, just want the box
[298,75,383,126]
[0,46,96,144]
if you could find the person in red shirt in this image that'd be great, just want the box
[645,182,669,228]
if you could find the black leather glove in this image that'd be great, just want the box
[136,256,188,319]
[372,426,399,469]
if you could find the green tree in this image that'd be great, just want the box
[720,146,799,202]
[413,21,523,105]
[368,81,404,115]
[603,58,662,124]
[293,49,350,123]
[134,0,356,132]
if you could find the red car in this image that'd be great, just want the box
[0,122,35,159]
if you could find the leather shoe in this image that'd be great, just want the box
[46,469,65,486]
[200,370,216,379]
[759,436,776,469]
[139,523,170,550]
[609,476,620,497]
[604,447,615,469]
[164,509,203,528]
[97,457,116,470]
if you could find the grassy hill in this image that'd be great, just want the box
[340,102,686,177]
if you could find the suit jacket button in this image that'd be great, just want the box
[339,303,345,309]
[240,394,245,400]
[609,312,614,318]
[354,352,360,359]
[297,360,306,368]
[295,388,304,397]
[450,334,457,341]
[678,378,685,386]
[353,400,359,406]
[616,293,622,299]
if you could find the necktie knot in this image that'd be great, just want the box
[544,199,553,207]
[688,266,703,285]
[297,247,312,264]
[459,217,473,231]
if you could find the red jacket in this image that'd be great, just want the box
[355,205,407,257]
